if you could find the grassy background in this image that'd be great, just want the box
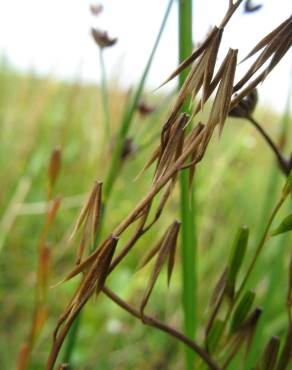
[0,59,291,369]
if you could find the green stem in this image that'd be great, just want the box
[178,0,196,369]
[236,194,286,302]
[99,49,111,139]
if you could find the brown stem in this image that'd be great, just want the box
[220,0,245,28]
[102,286,221,370]
[247,115,291,176]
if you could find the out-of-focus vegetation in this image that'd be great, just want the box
[0,56,291,370]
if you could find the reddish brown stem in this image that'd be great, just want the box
[102,286,221,370]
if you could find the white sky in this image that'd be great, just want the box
[0,0,291,112]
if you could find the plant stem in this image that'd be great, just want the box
[247,115,290,176]
[235,194,286,302]
[178,0,197,369]
[99,49,111,139]
[102,286,221,370]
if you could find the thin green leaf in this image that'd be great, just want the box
[226,226,249,298]
[271,214,292,236]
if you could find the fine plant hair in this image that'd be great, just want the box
[42,2,292,370]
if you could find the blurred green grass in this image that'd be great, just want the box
[0,59,291,370]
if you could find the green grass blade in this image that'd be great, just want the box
[178,0,197,369]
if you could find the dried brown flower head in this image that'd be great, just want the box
[90,4,103,16]
[137,100,156,116]
[91,28,117,48]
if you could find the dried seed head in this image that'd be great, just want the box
[205,48,238,140]
[137,99,156,116]
[121,137,136,160]
[90,4,103,16]
[140,221,180,317]
[234,16,292,92]
[229,88,258,118]
[91,28,117,48]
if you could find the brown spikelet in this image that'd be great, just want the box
[91,28,117,48]
[241,16,291,63]
[95,236,118,295]
[154,115,187,182]
[234,16,292,92]
[167,222,180,285]
[159,27,219,87]
[69,181,102,263]
[201,28,224,107]
[48,147,62,196]
[54,237,110,286]
[68,236,118,321]
[140,221,180,317]
[240,307,262,354]
[139,237,164,269]
[134,146,161,181]
[206,48,238,137]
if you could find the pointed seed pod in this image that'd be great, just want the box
[226,226,249,298]
[230,290,255,333]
